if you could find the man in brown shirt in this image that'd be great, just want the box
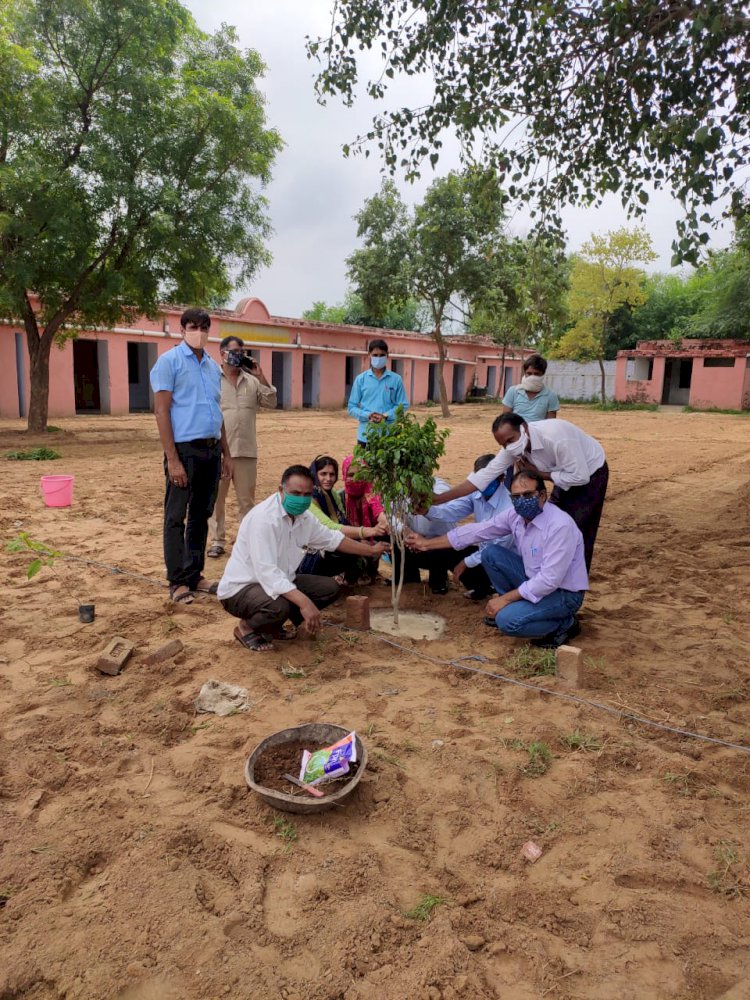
[207,336,277,557]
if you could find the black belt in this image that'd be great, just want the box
[181,437,220,448]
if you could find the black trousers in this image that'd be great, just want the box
[394,545,476,590]
[460,561,495,597]
[163,440,221,589]
[550,461,609,571]
[220,574,340,631]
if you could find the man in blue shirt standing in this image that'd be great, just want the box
[150,308,233,604]
[347,338,409,445]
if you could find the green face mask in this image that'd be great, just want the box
[282,491,312,516]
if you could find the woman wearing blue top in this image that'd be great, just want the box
[502,354,559,423]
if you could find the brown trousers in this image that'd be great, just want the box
[220,574,340,632]
[208,457,257,545]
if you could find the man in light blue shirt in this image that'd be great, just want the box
[347,338,409,444]
[501,353,560,423]
[150,307,233,604]
[407,469,588,648]
[424,454,516,600]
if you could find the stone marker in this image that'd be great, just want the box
[96,636,135,676]
[555,644,583,687]
[144,638,184,666]
[345,594,370,631]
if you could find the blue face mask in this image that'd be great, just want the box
[282,491,312,516]
[512,495,544,520]
[481,478,501,500]
[370,355,387,369]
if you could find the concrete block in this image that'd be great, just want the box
[144,638,184,666]
[345,595,370,630]
[555,644,583,687]
[96,636,135,676]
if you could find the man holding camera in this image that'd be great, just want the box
[207,335,277,558]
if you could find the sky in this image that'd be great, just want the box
[186,0,732,318]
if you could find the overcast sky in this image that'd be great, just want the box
[186,0,732,318]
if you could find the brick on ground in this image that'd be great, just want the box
[96,636,135,676]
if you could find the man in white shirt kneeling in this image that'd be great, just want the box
[217,465,389,652]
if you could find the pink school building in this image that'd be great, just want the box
[615,339,750,410]
[1,297,531,419]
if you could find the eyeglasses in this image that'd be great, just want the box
[511,490,541,500]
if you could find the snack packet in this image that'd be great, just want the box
[300,731,357,786]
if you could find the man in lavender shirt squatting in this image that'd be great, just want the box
[406,470,588,649]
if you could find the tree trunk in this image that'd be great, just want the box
[23,302,53,433]
[598,356,607,405]
[393,529,406,627]
[499,339,507,399]
[433,324,451,418]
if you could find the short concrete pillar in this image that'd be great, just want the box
[555,644,583,687]
[345,595,370,631]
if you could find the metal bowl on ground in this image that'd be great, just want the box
[244,723,368,815]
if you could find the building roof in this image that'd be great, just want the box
[618,339,750,359]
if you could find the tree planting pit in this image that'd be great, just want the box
[370,609,446,641]
[245,723,367,815]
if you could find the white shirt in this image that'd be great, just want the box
[468,419,606,492]
[217,492,344,601]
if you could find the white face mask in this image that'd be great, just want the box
[505,427,529,457]
[521,374,544,392]
[184,327,209,350]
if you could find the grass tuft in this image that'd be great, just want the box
[404,894,447,921]
[561,730,602,752]
[506,647,556,678]
[6,447,61,461]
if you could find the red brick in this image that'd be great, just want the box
[96,636,135,676]
[144,638,184,666]
[555,644,583,686]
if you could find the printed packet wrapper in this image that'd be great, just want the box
[300,731,357,786]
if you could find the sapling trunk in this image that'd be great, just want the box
[393,529,406,627]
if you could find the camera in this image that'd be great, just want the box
[239,351,258,372]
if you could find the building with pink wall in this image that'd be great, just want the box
[1,297,532,419]
[615,339,750,410]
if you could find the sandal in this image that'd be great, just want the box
[194,577,218,595]
[207,544,225,558]
[169,584,194,604]
[234,626,273,652]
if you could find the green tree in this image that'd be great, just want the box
[353,408,449,625]
[348,170,506,417]
[552,227,656,402]
[309,0,750,263]
[469,236,569,370]
[302,289,424,330]
[0,0,282,431]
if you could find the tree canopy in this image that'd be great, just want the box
[348,169,507,416]
[302,289,425,330]
[552,227,656,401]
[308,0,750,263]
[1,0,282,430]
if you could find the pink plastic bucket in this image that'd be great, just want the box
[40,474,74,508]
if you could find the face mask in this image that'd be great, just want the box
[184,328,209,350]
[521,374,544,392]
[370,355,387,369]
[512,495,543,520]
[225,350,244,367]
[504,427,529,457]
[282,491,312,516]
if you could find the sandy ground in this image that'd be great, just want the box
[1,402,750,1000]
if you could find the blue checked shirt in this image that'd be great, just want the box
[149,340,223,442]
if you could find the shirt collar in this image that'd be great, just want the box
[178,339,209,363]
